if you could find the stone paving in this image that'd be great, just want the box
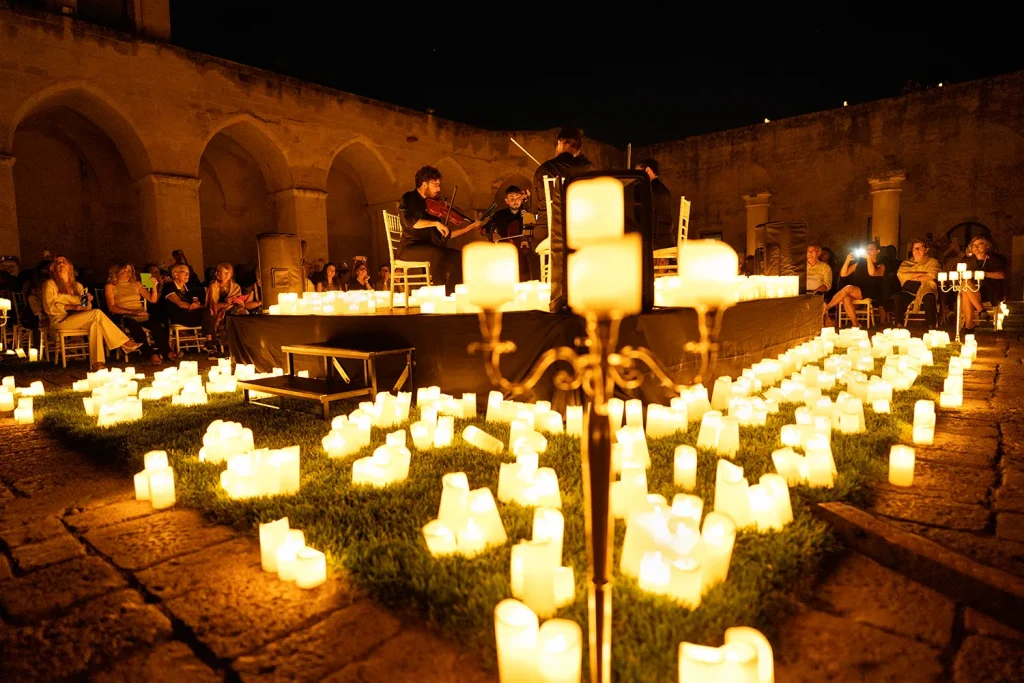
[4,327,1024,681]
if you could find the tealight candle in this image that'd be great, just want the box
[494,599,539,683]
[673,445,697,490]
[889,445,915,487]
[537,618,583,683]
[294,547,327,589]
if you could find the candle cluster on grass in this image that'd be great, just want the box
[422,473,508,557]
[509,507,575,618]
[322,413,372,458]
[497,448,562,508]
[1,375,43,420]
[485,391,569,435]
[199,420,256,463]
[220,446,301,499]
[133,450,175,510]
[351,437,412,487]
[259,517,327,589]
[495,599,583,683]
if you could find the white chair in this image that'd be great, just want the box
[172,324,205,354]
[383,210,431,309]
[838,298,876,330]
[53,329,91,368]
[653,196,691,277]
[535,238,551,284]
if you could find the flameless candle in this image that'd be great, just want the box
[28,348,38,362]
[566,406,582,436]
[433,415,455,447]
[889,445,915,487]
[565,176,625,248]
[537,618,583,683]
[747,484,783,531]
[294,547,327,589]
[0,391,14,412]
[149,468,176,510]
[701,511,736,589]
[759,474,793,525]
[625,398,643,427]
[533,507,565,566]
[673,445,698,490]
[567,234,642,316]
[724,627,775,683]
[714,459,751,528]
[672,494,704,524]
[608,398,624,432]
[422,520,458,557]
[696,411,722,450]
[463,242,519,307]
[494,599,539,683]
[260,517,290,572]
[716,416,740,457]
[677,240,740,309]
[463,425,505,454]
[276,530,305,582]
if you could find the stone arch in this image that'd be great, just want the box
[804,143,889,248]
[4,81,154,181]
[433,155,476,205]
[196,116,292,272]
[326,136,400,272]
[9,85,148,274]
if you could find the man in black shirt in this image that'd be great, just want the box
[530,127,594,311]
[398,166,483,296]
[486,185,534,280]
[635,158,674,251]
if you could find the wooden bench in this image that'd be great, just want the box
[237,342,414,420]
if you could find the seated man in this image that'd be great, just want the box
[397,166,483,296]
[805,245,832,295]
[486,185,534,281]
[896,239,940,327]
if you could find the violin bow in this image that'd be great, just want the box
[510,137,541,167]
[442,186,457,235]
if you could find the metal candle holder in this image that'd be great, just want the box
[939,270,982,343]
[469,307,722,683]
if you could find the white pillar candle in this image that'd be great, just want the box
[28,348,38,362]
[671,494,704,524]
[533,507,564,567]
[148,468,176,510]
[724,627,775,683]
[639,550,672,595]
[276,530,305,582]
[747,484,783,531]
[701,511,737,589]
[294,547,327,589]
[673,445,698,490]
[386,430,407,447]
[463,425,505,455]
[759,474,793,525]
[462,393,477,418]
[467,487,508,547]
[567,234,642,316]
[0,391,13,412]
[713,460,751,529]
[711,377,732,411]
[463,242,519,308]
[422,520,457,557]
[259,517,290,572]
[565,406,583,436]
[565,175,625,248]
[494,599,539,683]
[889,445,915,487]
[608,398,624,432]
[486,390,503,422]
[438,472,470,530]
[537,618,583,683]
[625,398,643,427]
[668,557,703,608]
[719,641,761,682]
[716,416,740,457]
[678,643,725,681]
[433,415,455,447]
[696,411,722,450]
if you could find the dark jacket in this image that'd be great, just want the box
[650,176,674,250]
[531,152,594,311]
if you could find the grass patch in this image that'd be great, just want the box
[24,346,954,681]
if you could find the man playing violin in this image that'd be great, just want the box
[485,185,534,280]
[398,166,484,295]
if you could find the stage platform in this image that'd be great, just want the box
[227,296,823,406]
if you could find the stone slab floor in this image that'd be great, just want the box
[3,331,1024,681]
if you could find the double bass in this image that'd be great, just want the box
[424,186,497,246]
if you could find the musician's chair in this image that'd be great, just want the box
[653,196,691,278]
[383,210,431,310]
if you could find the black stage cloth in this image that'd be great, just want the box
[227,295,822,409]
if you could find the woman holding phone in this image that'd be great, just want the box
[104,262,172,365]
[823,241,886,328]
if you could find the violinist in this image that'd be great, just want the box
[486,185,534,280]
[398,166,484,295]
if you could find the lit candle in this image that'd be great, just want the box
[674,445,698,490]
[625,398,643,427]
[889,445,915,487]
[678,643,725,681]
[724,626,775,683]
[148,468,176,510]
[463,242,519,308]
[494,599,539,683]
[422,519,458,557]
[467,487,508,547]
[716,416,740,457]
[677,240,740,309]
[28,348,38,362]
[567,234,642,316]
[463,425,505,455]
[438,472,470,530]
[696,411,722,450]
[294,547,327,589]
[0,391,13,412]
[671,494,704,524]
[533,507,564,567]
[713,460,751,529]
[259,517,290,572]
[701,511,737,589]
[608,398,624,432]
[537,618,583,683]
[639,550,672,595]
[276,529,305,582]
[565,406,583,436]
[564,175,624,248]
[667,557,703,608]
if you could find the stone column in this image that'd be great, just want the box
[135,173,203,272]
[868,171,906,249]
[270,188,329,261]
[0,155,21,260]
[742,188,772,257]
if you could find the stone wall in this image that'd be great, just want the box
[637,71,1024,286]
[0,5,621,275]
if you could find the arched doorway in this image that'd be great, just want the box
[326,138,396,273]
[11,103,146,283]
[197,120,290,275]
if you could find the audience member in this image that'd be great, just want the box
[961,236,1007,332]
[824,241,886,328]
[43,256,140,370]
[316,262,345,292]
[349,261,374,291]
[163,263,206,330]
[104,262,172,365]
[205,263,251,356]
[896,239,941,327]
[806,245,832,295]
[376,265,391,291]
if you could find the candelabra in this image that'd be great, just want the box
[470,307,719,683]
[938,268,983,343]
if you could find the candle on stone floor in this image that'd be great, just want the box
[0,391,14,412]
[28,348,38,362]
[912,400,935,445]
[422,519,458,557]
[724,626,775,683]
[701,511,737,589]
[276,529,305,582]
[14,397,33,424]
[537,618,583,683]
[495,599,539,683]
[889,445,915,487]
[674,445,698,490]
[294,547,327,589]
[259,517,290,572]
[149,468,176,509]
[463,425,505,455]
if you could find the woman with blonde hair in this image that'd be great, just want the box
[205,262,251,355]
[961,236,1007,332]
[104,261,173,365]
[43,256,141,370]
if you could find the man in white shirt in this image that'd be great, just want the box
[806,244,832,294]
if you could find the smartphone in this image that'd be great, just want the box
[854,248,866,258]
[140,273,154,289]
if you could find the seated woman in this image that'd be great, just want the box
[961,236,1008,332]
[896,239,941,327]
[315,262,346,292]
[824,241,886,328]
[43,256,141,371]
[348,261,374,291]
[162,263,205,329]
[104,262,172,365]
[205,262,252,355]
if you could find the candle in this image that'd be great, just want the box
[678,643,725,681]
[0,391,13,412]
[463,242,519,307]
[724,626,775,683]
[533,507,564,567]
[438,472,470,530]
[259,517,290,572]
[422,520,457,557]
[608,398,624,432]
[564,175,624,248]
[148,468,176,510]
[467,487,508,546]
[625,398,643,427]
[567,234,642,316]
[759,474,793,525]
[462,393,477,418]
[673,445,697,490]
[537,618,583,683]
[565,406,583,436]
[276,529,305,582]
[463,425,505,455]
[677,240,740,309]
[696,411,722,450]
[668,557,703,608]
[889,445,915,487]
[747,484,783,531]
[294,547,327,589]
[639,550,671,595]
[716,416,740,457]
[713,460,751,529]
[28,348,38,362]
[701,511,737,589]
[672,494,704,523]
[494,599,539,683]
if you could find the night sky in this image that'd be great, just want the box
[170,1,1024,148]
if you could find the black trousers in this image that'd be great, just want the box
[397,243,463,295]
[111,314,171,357]
[898,281,936,327]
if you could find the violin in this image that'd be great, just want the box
[424,186,498,242]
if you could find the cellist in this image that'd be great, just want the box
[485,185,534,280]
[398,166,484,296]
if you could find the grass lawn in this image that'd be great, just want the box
[11,343,954,682]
